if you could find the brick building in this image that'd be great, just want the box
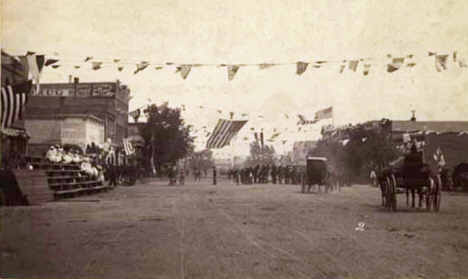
[24,80,130,163]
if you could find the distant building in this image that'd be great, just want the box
[25,80,130,163]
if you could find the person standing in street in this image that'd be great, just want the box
[212,166,217,185]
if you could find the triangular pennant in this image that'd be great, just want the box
[227,65,240,81]
[52,65,61,69]
[363,64,371,76]
[134,61,149,74]
[339,64,346,74]
[296,61,308,75]
[177,64,192,79]
[92,62,103,70]
[84,57,93,62]
[216,109,222,114]
[26,54,41,86]
[435,54,449,72]
[387,58,404,73]
[348,60,359,72]
[458,58,467,68]
[36,55,45,72]
[118,66,124,72]
[113,59,120,63]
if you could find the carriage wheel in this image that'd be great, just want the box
[433,175,442,212]
[426,177,434,211]
[390,175,397,211]
[385,176,392,210]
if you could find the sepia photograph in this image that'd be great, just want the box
[1,0,468,278]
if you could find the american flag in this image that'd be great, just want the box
[123,138,135,155]
[206,119,247,149]
[1,80,32,130]
[128,109,141,119]
[105,149,116,165]
[314,106,333,120]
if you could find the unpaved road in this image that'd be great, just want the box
[1,179,468,279]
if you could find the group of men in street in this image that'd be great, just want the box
[229,164,304,185]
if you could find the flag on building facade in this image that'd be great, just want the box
[1,80,32,130]
[129,109,141,121]
[206,119,248,149]
[314,106,333,120]
[123,138,135,155]
[105,148,116,165]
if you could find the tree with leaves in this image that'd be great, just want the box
[244,141,278,167]
[188,149,214,174]
[310,124,398,185]
[138,104,194,176]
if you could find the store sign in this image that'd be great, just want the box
[35,83,117,98]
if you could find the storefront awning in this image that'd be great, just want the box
[1,128,30,138]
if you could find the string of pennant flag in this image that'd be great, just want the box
[7,49,467,82]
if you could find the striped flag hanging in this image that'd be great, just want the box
[123,138,135,155]
[1,80,32,130]
[206,119,247,149]
[105,148,116,166]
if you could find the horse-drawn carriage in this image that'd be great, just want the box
[379,149,441,212]
[301,157,333,193]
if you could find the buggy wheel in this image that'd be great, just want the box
[385,176,392,210]
[426,177,434,211]
[433,175,442,212]
[390,175,397,211]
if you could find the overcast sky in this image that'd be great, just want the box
[3,0,468,155]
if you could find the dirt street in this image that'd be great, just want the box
[1,179,468,279]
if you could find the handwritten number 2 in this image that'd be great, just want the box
[355,222,365,231]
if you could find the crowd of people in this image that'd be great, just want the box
[229,164,305,185]
[45,144,107,183]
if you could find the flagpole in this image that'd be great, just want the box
[332,105,335,126]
